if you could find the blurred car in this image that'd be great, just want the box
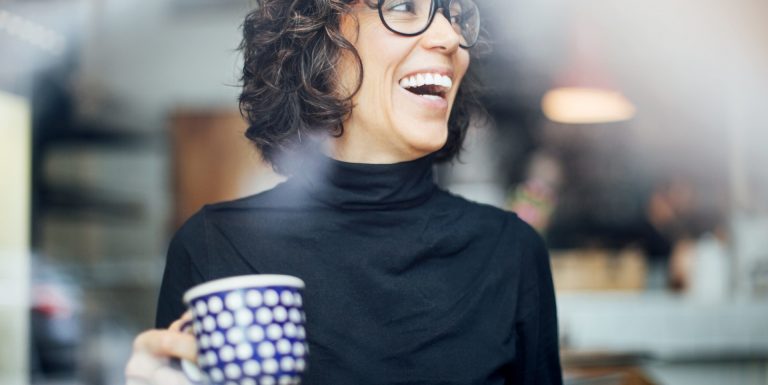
[30,258,82,378]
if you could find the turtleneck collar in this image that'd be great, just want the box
[290,151,437,210]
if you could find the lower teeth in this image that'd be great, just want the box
[420,94,442,101]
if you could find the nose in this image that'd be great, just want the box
[420,8,461,53]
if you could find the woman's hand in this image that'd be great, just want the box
[125,312,197,385]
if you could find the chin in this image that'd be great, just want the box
[399,122,449,157]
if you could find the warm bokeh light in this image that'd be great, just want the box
[541,87,636,124]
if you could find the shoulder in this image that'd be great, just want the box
[432,187,509,216]
[170,182,290,249]
[204,181,294,213]
[433,188,547,253]
[171,207,208,248]
[432,187,526,226]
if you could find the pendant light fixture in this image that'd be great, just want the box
[542,21,636,124]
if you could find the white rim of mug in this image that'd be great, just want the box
[183,274,305,304]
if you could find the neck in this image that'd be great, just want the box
[326,134,430,164]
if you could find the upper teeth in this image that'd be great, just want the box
[399,73,453,90]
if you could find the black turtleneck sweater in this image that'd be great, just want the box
[156,153,562,385]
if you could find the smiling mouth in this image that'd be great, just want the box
[398,73,453,101]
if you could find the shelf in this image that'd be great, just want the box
[50,259,166,289]
[558,292,768,361]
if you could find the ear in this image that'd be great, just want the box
[339,7,361,45]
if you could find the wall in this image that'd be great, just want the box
[0,91,31,385]
[76,0,248,130]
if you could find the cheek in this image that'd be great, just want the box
[356,34,406,105]
[455,51,471,85]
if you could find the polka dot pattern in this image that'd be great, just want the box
[208,296,223,314]
[258,341,276,359]
[248,325,265,342]
[187,285,306,384]
[206,351,218,367]
[246,290,262,307]
[225,292,243,310]
[276,339,291,355]
[211,332,225,348]
[280,356,295,372]
[263,290,279,307]
[288,309,301,324]
[195,300,207,316]
[236,308,254,326]
[219,345,235,362]
[210,368,224,383]
[225,363,241,379]
[256,308,273,325]
[203,316,216,332]
[283,323,297,338]
[267,324,283,341]
[273,306,288,323]
[280,291,294,307]
[243,360,260,376]
[262,358,278,374]
[218,311,234,329]
[227,328,245,345]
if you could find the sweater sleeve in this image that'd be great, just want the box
[509,221,563,384]
[155,209,208,328]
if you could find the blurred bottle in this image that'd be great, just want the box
[731,215,768,299]
[507,151,563,233]
[688,233,730,303]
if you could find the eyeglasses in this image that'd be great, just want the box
[376,0,480,49]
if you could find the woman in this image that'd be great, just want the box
[126,0,562,384]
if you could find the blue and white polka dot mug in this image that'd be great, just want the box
[181,275,307,385]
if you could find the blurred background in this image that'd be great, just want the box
[1,0,767,384]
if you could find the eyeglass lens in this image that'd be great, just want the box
[379,0,480,47]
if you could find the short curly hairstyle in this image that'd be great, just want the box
[239,0,485,174]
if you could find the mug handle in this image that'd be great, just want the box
[178,319,207,384]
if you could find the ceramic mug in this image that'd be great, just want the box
[180,275,307,385]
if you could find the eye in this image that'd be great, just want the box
[451,9,474,26]
[387,0,416,13]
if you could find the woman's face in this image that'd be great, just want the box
[333,1,470,163]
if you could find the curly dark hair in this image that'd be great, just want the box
[239,0,486,174]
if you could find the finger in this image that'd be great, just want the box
[168,311,193,332]
[125,351,165,381]
[133,330,198,362]
[126,378,150,385]
[151,365,191,385]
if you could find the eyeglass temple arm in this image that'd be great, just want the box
[434,0,455,20]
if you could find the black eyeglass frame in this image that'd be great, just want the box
[376,0,480,49]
